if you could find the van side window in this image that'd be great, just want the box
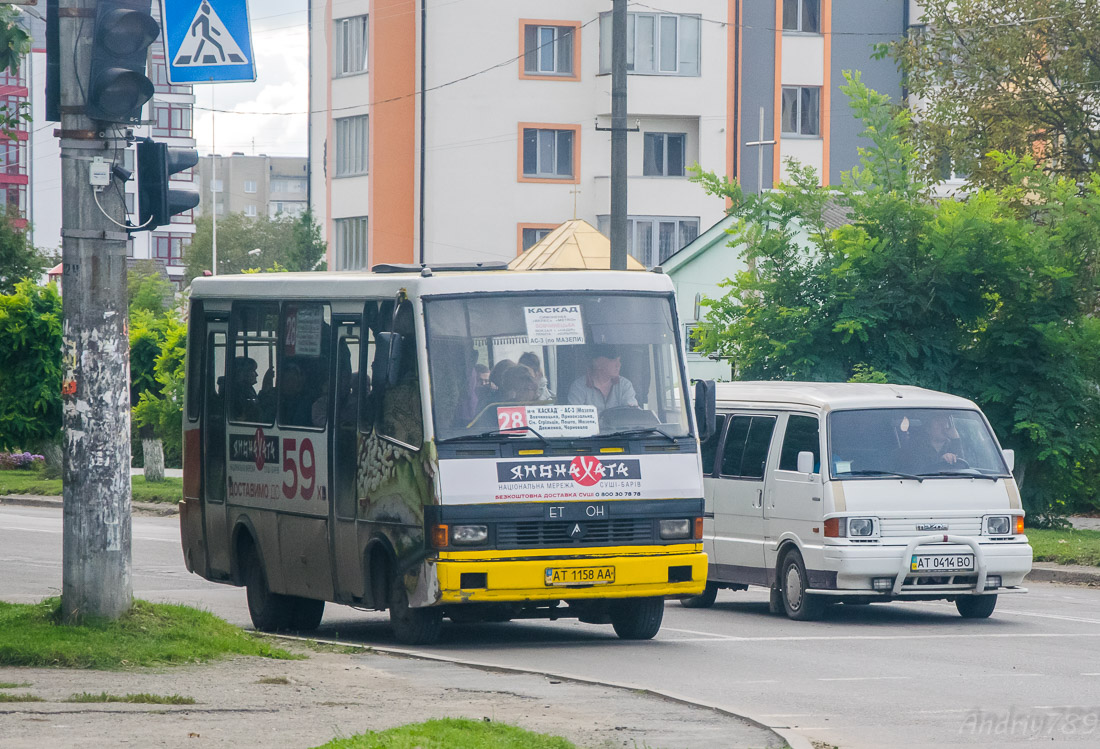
[699,414,727,476]
[779,414,820,471]
[721,415,775,479]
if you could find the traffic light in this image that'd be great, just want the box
[136,139,200,231]
[86,0,160,124]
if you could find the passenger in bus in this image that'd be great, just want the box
[499,364,540,403]
[567,345,638,413]
[280,360,314,427]
[518,351,553,401]
[230,356,261,421]
[477,359,516,412]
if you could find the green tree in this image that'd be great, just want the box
[894,0,1100,185]
[131,315,186,463]
[128,260,174,314]
[184,210,327,283]
[0,212,46,294]
[0,5,31,140]
[0,280,62,453]
[693,72,1100,517]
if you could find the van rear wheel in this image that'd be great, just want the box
[780,551,826,621]
[610,597,665,640]
[956,595,997,619]
[679,582,719,609]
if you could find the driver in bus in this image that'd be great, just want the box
[567,344,638,414]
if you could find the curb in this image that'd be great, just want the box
[272,633,813,749]
[1026,562,1100,587]
[0,494,177,516]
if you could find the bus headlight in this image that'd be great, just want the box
[659,519,692,540]
[451,525,488,545]
[848,518,875,537]
[986,516,1011,535]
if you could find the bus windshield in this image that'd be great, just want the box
[829,408,1010,479]
[424,293,691,442]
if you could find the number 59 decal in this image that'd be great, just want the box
[282,437,317,500]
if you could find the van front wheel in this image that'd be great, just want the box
[780,551,826,621]
[956,595,997,619]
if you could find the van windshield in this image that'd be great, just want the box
[829,408,1010,479]
[424,293,690,442]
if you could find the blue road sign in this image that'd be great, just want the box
[161,0,256,84]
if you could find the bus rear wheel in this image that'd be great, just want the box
[242,544,324,633]
[389,576,443,646]
[610,597,665,640]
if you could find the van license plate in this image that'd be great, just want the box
[545,566,615,586]
[910,554,975,573]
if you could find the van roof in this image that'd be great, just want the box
[713,381,978,413]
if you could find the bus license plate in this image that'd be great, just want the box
[545,566,615,586]
[910,554,975,573]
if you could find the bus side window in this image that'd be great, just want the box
[229,303,278,425]
[377,300,423,448]
[278,303,331,429]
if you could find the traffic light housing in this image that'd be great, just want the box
[86,0,160,124]
[136,139,200,231]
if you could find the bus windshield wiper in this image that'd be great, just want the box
[916,469,1001,481]
[600,426,677,443]
[440,425,550,444]
[837,469,924,482]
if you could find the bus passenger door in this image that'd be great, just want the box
[330,319,364,599]
[203,322,231,577]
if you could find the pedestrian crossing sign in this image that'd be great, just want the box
[161,0,256,83]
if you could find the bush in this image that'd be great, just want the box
[0,451,44,470]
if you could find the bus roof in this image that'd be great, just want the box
[189,269,675,299]
[714,381,979,413]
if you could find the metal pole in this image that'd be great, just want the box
[59,0,133,622]
[609,0,628,270]
[757,107,765,194]
[211,89,217,275]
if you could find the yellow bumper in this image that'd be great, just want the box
[434,544,707,603]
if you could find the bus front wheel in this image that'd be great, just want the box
[610,597,664,640]
[389,575,443,646]
[679,582,718,609]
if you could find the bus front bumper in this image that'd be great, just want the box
[430,545,707,604]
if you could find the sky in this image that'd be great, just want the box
[193,0,308,157]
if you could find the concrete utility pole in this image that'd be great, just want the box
[58,0,133,622]
[609,0,628,271]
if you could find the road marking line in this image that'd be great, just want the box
[818,676,909,682]
[1082,673,1100,676]
[992,608,1100,626]
[661,628,1100,643]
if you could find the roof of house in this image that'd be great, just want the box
[508,219,646,271]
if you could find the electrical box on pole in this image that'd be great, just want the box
[86,0,159,124]
[136,139,200,230]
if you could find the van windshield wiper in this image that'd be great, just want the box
[916,469,1001,481]
[600,426,678,443]
[440,425,550,445]
[836,469,924,482]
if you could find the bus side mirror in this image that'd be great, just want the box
[797,451,815,474]
[1002,449,1015,473]
[374,331,405,388]
[694,380,716,442]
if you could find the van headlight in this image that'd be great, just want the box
[451,525,488,545]
[986,516,1011,535]
[848,518,875,537]
[659,519,692,540]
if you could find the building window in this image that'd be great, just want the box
[781,86,821,136]
[124,192,135,214]
[334,15,368,77]
[150,56,192,94]
[244,180,257,193]
[599,12,700,76]
[521,126,575,180]
[783,0,820,33]
[334,216,369,270]
[643,132,686,176]
[211,178,223,193]
[521,227,552,250]
[334,115,368,177]
[522,23,577,77]
[152,233,190,267]
[170,207,193,225]
[597,215,699,266]
[685,323,709,356]
[151,104,192,137]
[245,205,257,217]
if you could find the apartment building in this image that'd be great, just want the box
[196,154,308,219]
[308,0,908,271]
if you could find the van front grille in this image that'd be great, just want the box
[495,518,654,549]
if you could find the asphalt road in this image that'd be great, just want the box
[4,505,1100,749]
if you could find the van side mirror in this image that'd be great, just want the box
[1002,448,1015,473]
[797,451,815,474]
[374,331,405,388]
[694,380,716,442]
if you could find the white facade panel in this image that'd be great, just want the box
[779,137,824,182]
[780,34,825,87]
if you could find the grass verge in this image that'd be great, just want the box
[0,598,299,669]
[0,681,31,688]
[0,473,182,504]
[66,692,195,704]
[1028,527,1100,567]
[313,718,575,749]
[0,693,43,702]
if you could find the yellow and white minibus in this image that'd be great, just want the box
[180,265,707,644]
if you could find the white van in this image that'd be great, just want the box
[685,382,1032,620]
